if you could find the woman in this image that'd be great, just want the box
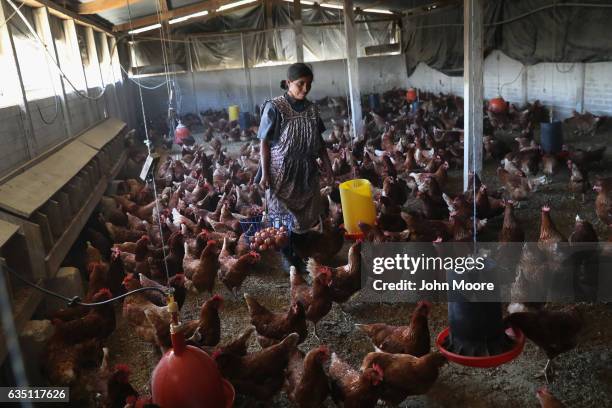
[257,63,333,269]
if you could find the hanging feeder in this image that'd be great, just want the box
[488,97,508,114]
[435,264,524,368]
[174,121,193,146]
[151,300,234,408]
[406,87,418,103]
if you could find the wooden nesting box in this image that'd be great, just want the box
[0,219,42,364]
[0,118,128,281]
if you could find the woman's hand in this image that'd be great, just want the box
[324,170,335,187]
[259,173,270,190]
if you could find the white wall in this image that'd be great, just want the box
[135,54,409,117]
[407,50,612,120]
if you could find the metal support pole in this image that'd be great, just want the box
[293,0,304,62]
[463,0,484,190]
[240,33,254,114]
[343,0,363,140]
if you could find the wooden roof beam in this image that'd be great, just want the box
[19,0,113,33]
[113,0,260,32]
[78,0,147,15]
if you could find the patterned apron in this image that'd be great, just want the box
[265,96,323,233]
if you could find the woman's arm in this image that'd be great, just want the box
[260,138,271,189]
[319,144,333,185]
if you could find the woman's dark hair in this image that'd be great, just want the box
[280,63,313,90]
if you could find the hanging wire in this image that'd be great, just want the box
[126,0,171,285]
[0,0,24,29]
[3,263,169,307]
[5,0,107,101]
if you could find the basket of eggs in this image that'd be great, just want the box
[239,211,292,252]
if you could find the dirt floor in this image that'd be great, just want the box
[101,121,612,408]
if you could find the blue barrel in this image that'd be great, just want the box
[239,111,251,130]
[411,101,422,113]
[540,121,563,154]
[368,94,380,111]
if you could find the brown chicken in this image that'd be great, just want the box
[290,266,333,338]
[356,301,431,356]
[285,346,330,408]
[51,288,115,344]
[183,240,219,295]
[186,294,223,347]
[307,240,362,303]
[50,263,109,322]
[538,205,566,255]
[105,364,139,408]
[329,352,384,408]
[138,273,187,309]
[43,337,103,386]
[218,237,261,297]
[593,177,612,224]
[122,274,170,343]
[499,200,524,243]
[292,220,346,263]
[536,387,566,408]
[244,294,308,345]
[496,167,544,201]
[505,306,583,383]
[361,351,447,405]
[212,332,300,401]
[567,160,588,202]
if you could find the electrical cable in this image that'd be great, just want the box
[3,263,169,307]
[126,0,171,285]
[0,0,24,30]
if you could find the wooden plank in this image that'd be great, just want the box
[343,0,364,139]
[65,182,80,214]
[78,0,146,15]
[113,0,261,32]
[20,0,113,34]
[0,141,97,218]
[0,213,47,281]
[463,0,484,190]
[44,200,63,239]
[45,176,108,275]
[32,212,54,252]
[55,192,72,225]
[77,118,127,150]
[109,151,127,180]
[0,219,19,248]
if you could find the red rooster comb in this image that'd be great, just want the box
[211,294,224,304]
[125,395,137,405]
[206,239,217,246]
[536,387,550,396]
[140,235,150,241]
[371,363,384,380]
[122,273,135,285]
[317,345,331,360]
[94,288,113,299]
[114,364,131,383]
[211,349,222,360]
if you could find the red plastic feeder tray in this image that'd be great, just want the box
[436,327,525,368]
[344,232,364,240]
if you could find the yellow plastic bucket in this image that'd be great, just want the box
[228,105,240,122]
[339,179,377,235]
